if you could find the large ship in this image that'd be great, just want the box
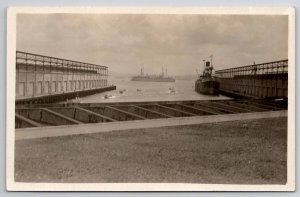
[195,57,220,95]
[131,67,175,82]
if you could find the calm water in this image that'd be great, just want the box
[79,77,229,103]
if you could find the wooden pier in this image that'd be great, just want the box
[15,99,287,130]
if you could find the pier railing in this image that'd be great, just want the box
[215,60,288,78]
[16,51,108,75]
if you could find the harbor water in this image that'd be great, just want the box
[79,77,229,103]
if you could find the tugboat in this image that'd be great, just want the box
[195,56,220,95]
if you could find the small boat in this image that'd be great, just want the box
[168,87,176,94]
[136,89,142,92]
[104,94,110,99]
[104,94,115,99]
[67,97,81,103]
[119,89,127,94]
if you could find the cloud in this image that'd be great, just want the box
[16,14,288,75]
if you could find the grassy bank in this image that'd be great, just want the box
[15,117,287,184]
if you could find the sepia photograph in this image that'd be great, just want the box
[6,7,295,191]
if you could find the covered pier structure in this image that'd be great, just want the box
[15,51,116,104]
[215,60,288,99]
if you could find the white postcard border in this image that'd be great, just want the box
[6,6,296,191]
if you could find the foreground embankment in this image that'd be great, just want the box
[15,117,287,184]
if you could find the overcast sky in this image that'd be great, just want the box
[17,14,288,75]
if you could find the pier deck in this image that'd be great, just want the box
[15,99,287,140]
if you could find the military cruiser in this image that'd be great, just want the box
[131,67,175,82]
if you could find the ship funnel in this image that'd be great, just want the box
[206,61,210,67]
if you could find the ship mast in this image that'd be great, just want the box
[209,55,213,68]
[209,55,214,75]
[203,60,206,75]
[141,65,144,76]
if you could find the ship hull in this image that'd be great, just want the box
[131,77,175,82]
[195,79,220,95]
